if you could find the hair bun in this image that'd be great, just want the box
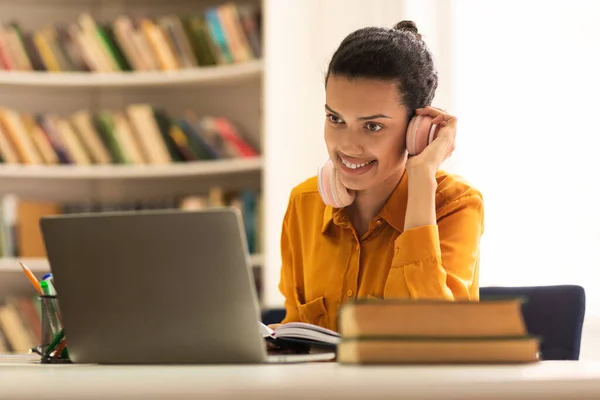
[393,20,421,39]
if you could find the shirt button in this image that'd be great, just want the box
[394,247,399,254]
[347,289,353,296]
[376,219,382,225]
[355,244,360,251]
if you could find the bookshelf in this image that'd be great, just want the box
[0,0,266,349]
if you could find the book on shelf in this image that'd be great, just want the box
[0,186,263,261]
[0,2,261,73]
[0,105,259,166]
[336,298,540,364]
[0,295,40,354]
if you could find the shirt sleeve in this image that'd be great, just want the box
[384,193,484,300]
[278,197,301,323]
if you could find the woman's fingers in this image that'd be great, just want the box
[417,107,449,124]
[416,105,447,112]
[430,106,448,113]
[416,106,451,118]
[416,106,443,116]
[431,114,446,124]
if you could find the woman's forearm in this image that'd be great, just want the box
[404,168,438,231]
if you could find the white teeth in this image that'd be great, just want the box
[341,158,373,170]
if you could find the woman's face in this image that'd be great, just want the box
[324,75,410,192]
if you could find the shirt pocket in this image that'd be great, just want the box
[297,296,327,327]
[383,265,410,298]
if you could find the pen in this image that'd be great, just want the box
[61,346,69,360]
[40,280,61,334]
[51,337,67,359]
[42,273,54,289]
[45,328,64,356]
[40,280,52,296]
[42,272,56,288]
[41,277,62,323]
[41,274,64,329]
[19,262,42,295]
[41,275,57,296]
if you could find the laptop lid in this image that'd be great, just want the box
[40,207,267,364]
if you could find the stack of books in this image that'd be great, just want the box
[337,298,540,364]
[0,105,258,166]
[0,2,261,72]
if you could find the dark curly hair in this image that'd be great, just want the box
[325,20,438,119]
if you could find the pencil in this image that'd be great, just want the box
[19,262,42,295]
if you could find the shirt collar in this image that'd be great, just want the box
[321,171,409,233]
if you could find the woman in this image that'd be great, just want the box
[274,20,484,333]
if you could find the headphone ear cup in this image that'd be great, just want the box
[317,159,355,208]
[406,115,440,155]
[318,159,336,206]
[332,165,355,207]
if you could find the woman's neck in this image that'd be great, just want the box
[347,160,406,235]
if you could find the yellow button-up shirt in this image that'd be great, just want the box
[278,170,484,332]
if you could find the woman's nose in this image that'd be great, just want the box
[339,128,364,153]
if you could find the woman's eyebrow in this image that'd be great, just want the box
[324,104,391,120]
[357,113,391,120]
[325,104,341,115]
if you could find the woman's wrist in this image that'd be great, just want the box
[404,166,438,231]
[405,159,436,179]
[407,164,437,190]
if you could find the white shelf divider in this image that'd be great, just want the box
[0,60,262,89]
[0,258,50,273]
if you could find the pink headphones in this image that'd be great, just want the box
[318,115,440,208]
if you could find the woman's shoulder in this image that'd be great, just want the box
[286,175,324,211]
[435,170,483,206]
[290,175,320,197]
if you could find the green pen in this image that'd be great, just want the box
[60,345,69,359]
[40,280,57,296]
[45,329,65,356]
[43,278,57,296]
[40,281,60,336]
[40,280,51,295]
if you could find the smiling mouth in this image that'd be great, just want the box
[339,157,376,170]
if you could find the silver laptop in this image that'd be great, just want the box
[40,207,333,364]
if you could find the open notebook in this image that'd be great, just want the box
[259,322,341,350]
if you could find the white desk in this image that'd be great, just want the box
[2,355,600,400]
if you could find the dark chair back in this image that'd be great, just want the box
[261,308,286,326]
[480,285,586,360]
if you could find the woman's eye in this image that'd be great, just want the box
[366,123,382,132]
[327,114,343,124]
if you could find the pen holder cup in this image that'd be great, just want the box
[33,294,71,364]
